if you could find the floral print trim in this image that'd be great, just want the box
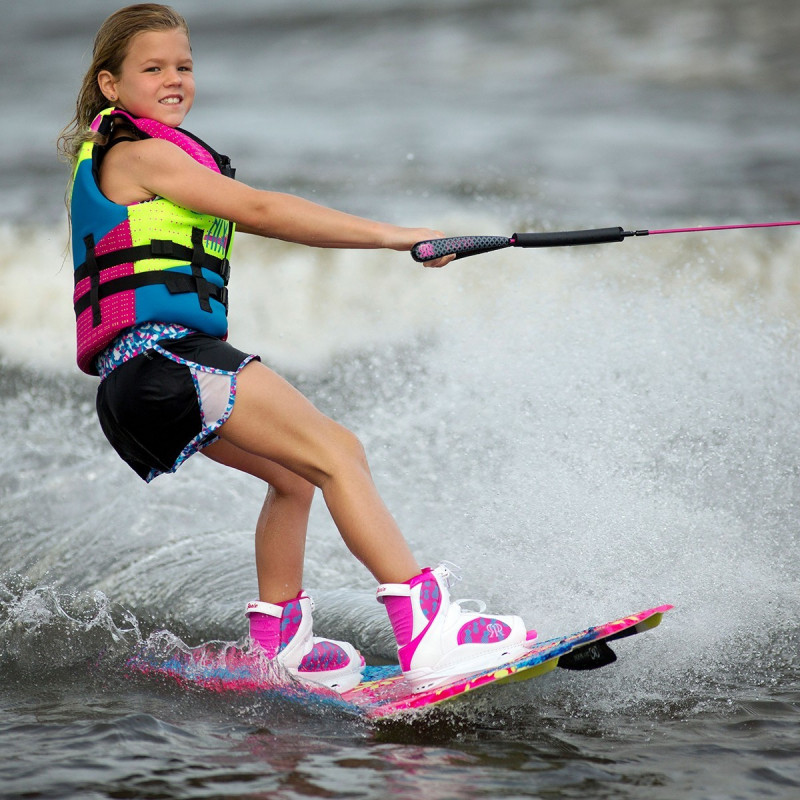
[95,322,193,380]
[141,348,257,483]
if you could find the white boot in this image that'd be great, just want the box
[246,591,364,693]
[377,564,535,693]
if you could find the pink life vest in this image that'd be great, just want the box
[71,108,235,375]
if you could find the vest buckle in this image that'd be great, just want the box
[150,239,175,257]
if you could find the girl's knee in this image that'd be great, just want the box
[270,470,316,506]
[312,422,370,487]
[331,423,369,470]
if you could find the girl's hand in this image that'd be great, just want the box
[385,227,455,269]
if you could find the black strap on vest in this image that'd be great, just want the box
[190,227,211,313]
[73,227,230,327]
[74,270,228,321]
[82,233,102,327]
[73,237,230,285]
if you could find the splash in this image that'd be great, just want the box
[351,256,800,697]
[0,576,141,673]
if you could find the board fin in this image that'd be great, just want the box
[557,640,617,671]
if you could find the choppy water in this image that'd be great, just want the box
[2,0,800,798]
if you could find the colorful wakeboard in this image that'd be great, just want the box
[128,604,671,720]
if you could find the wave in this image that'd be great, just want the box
[3,220,800,374]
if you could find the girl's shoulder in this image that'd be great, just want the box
[100,134,223,208]
[99,137,179,205]
[104,135,191,176]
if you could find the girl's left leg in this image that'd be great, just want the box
[202,437,315,603]
[202,437,365,692]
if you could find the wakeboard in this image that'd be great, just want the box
[128,604,672,720]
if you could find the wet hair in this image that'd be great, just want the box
[57,4,190,168]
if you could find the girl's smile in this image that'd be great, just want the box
[98,28,195,127]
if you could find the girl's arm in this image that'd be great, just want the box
[103,137,452,264]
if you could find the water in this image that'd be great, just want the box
[2,0,800,797]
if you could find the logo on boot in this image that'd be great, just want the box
[457,617,512,645]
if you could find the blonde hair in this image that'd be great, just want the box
[57,4,190,168]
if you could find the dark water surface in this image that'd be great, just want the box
[1,611,798,799]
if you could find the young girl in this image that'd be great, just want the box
[59,3,534,694]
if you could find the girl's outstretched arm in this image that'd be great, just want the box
[104,137,452,266]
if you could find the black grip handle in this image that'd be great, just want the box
[512,227,626,248]
[411,227,628,262]
[411,235,511,262]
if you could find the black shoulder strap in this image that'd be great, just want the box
[91,113,146,182]
[103,135,140,152]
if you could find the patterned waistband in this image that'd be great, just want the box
[95,322,194,380]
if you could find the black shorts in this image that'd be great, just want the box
[95,333,259,482]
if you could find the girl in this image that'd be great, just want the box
[59,3,534,694]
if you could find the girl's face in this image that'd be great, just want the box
[98,28,195,126]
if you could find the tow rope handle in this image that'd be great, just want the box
[411,221,800,262]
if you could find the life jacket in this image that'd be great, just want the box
[71,107,235,375]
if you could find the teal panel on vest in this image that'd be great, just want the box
[71,160,128,265]
[135,284,228,338]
